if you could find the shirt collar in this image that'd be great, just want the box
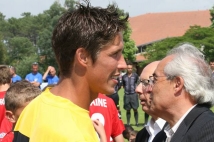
[164,104,197,138]
[145,118,166,141]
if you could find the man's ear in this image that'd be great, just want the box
[75,48,89,66]
[5,110,16,123]
[174,76,184,95]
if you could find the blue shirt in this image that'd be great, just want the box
[45,75,59,85]
[12,75,22,83]
[25,72,43,84]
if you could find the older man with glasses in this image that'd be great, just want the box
[135,61,167,142]
[149,43,214,142]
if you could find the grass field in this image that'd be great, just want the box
[118,88,145,142]
[118,88,146,132]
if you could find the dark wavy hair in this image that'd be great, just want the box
[52,0,129,77]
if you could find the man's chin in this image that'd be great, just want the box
[142,107,149,112]
[100,88,115,96]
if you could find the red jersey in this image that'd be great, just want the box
[90,93,125,142]
[0,117,13,142]
[0,91,6,127]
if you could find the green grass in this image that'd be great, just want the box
[118,88,145,142]
[118,88,146,132]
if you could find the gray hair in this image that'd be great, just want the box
[164,43,214,105]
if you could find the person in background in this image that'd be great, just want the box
[135,61,166,142]
[209,58,214,81]
[0,80,41,141]
[25,62,42,88]
[90,93,125,142]
[122,63,139,126]
[9,66,22,83]
[42,66,59,85]
[122,124,135,141]
[107,76,121,118]
[0,65,12,128]
[13,1,128,141]
[209,58,214,72]
[150,43,214,142]
[0,65,13,142]
[129,130,138,142]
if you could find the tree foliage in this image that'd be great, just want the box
[123,23,138,62]
[139,26,214,67]
[0,35,7,64]
[0,0,137,78]
[0,0,76,76]
[210,6,214,27]
[108,4,137,62]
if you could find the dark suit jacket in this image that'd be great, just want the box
[135,122,167,142]
[135,128,150,142]
[171,104,214,142]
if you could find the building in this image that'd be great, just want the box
[129,10,212,62]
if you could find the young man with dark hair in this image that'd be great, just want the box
[13,1,128,141]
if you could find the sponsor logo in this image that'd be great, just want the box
[0,98,4,105]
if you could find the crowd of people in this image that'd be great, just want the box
[0,1,214,142]
[9,62,59,90]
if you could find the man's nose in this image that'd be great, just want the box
[118,54,127,71]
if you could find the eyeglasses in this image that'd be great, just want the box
[138,76,154,87]
[151,74,173,85]
[138,74,172,87]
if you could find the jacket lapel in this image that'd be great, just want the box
[170,104,209,142]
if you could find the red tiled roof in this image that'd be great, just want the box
[135,53,146,61]
[129,10,212,46]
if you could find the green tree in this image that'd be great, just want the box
[7,37,37,64]
[0,35,7,64]
[15,55,40,78]
[37,1,76,70]
[210,6,214,27]
[44,1,65,19]
[0,12,5,21]
[123,23,138,62]
[0,0,137,75]
[139,26,214,67]
[183,26,214,61]
[108,3,137,62]
[21,12,31,17]
[141,37,185,66]
[64,0,76,10]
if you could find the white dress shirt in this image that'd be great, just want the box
[145,118,166,142]
[164,104,197,142]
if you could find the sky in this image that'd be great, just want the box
[0,0,214,19]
